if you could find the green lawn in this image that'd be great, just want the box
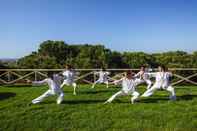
[0,84,197,131]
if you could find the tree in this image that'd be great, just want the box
[108,51,126,68]
[0,61,7,69]
[17,52,61,69]
[122,52,157,68]
[38,40,69,65]
[15,40,197,69]
[73,44,110,68]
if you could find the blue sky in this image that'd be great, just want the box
[0,0,197,58]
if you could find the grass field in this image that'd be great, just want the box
[0,84,197,131]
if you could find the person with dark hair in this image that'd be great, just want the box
[31,73,64,104]
[104,70,139,104]
[134,66,152,89]
[92,68,110,88]
[61,64,78,95]
[141,65,176,100]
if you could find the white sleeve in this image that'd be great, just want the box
[134,72,140,78]
[113,78,123,85]
[32,79,48,85]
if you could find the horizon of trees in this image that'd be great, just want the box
[0,40,197,69]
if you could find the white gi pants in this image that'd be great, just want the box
[135,79,152,89]
[32,89,64,104]
[106,90,140,104]
[61,80,77,95]
[141,84,176,100]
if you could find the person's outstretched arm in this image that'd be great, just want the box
[32,79,48,86]
[110,78,123,85]
[134,72,140,78]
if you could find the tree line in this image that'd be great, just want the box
[1,40,197,69]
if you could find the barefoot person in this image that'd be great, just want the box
[31,73,64,104]
[92,68,110,88]
[104,70,139,104]
[61,65,78,95]
[141,65,176,100]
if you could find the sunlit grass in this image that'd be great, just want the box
[0,84,197,130]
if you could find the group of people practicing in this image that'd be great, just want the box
[30,64,176,105]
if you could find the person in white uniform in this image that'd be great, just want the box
[31,73,64,104]
[104,70,140,104]
[92,68,110,88]
[134,66,152,89]
[61,65,77,95]
[141,65,176,100]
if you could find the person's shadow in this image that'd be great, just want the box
[39,99,105,105]
[0,92,16,100]
[62,99,104,105]
[139,94,197,103]
[80,90,116,94]
[177,94,197,100]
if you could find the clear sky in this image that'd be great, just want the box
[0,0,197,58]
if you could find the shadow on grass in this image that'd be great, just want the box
[62,99,105,104]
[109,94,197,104]
[139,94,197,103]
[0,92,16,100]
[36,99,105,105]
[139,97,169,103]
[2,85,32,88]
[177,94,197,101]
[80,90,116,94]
[30,94,197,105]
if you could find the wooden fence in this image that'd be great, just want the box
[0,68,197,86]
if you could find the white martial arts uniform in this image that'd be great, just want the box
[134,71,152,89]
[141,72,176,100]
[92,71,110,88]
[32,74,64,104]
[61,70,77,95]
[105,77,140,104]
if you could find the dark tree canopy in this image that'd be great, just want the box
[3,40,195,69]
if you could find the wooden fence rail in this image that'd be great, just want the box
[0,68,197,85]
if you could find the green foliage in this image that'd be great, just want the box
[38,40,69,65]
[73,44,110,68]
[108,51,126,68]
[122,52,157,68]
[10,40,197,69]
[0,61,7,69]
[18,52,61,69]
[152,51,194,68]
